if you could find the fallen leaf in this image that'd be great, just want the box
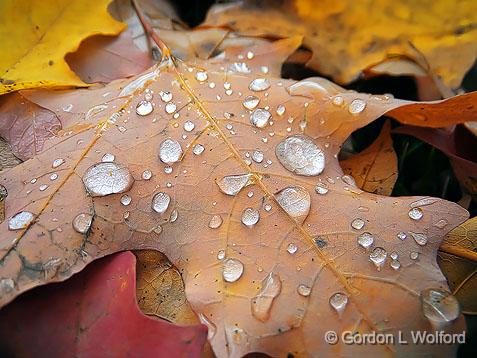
[204,0,477,88]
[341,120,397,195]
[0,50,470,357]
[0,251,208,357]
[438,217,477,314]
[0,0,125,94]
[135,250,199,324]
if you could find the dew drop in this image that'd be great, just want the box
[193,143,205,155]
[251,272,282,322]
[276,135,325,176]
[136,100,154,116]
[351,218,365,230]
[216,174,252,196]
[184,121,195,132]
[421,288,460,328]
[165,102,177,114]
[159,139,183,164]
[249,78,270,91]
[241,207,260,227]
[329,293,348,314]
[252,150,264,163]
[8,211,34,230]
[409,207,423,220]
[357,232,374,249]
[152,192,171,214]
[101,153,115,162]
[209,214,223,229]
[410,232,428,246]
[250,108,271,128]
[120,194,132,206]
[82,162,134,197]
[142,170,152,180]
[369,247,387,270]
[275,186,311,220]
[222,258,244,282]
[195,71,208,82]
[348,99,366,114]
[287,243,298,255]
[242,95,260,110]
[72,213,93,234]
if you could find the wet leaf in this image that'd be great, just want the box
[0,251,208,356]
[0,50,471,357]
[438,217,477,314]
[341,120,397,195]
[0,0,125,94]
[204,0,477,88]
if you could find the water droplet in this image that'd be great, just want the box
[101,153,115,162]
[195,71,208,82]
[230,62,251,74]
[297,284,311,297]
[160,91,172,102]
[39,184,48,191]
[287,243,298,255]
[169,209,178,222]
[142,170,152,180]
[421,288,460,328]
[434,219,448,229]
[397,231,407,240]
[120,194,132,206]
[72,213,93,234]
[390,252,399,260]
[275,186,311,220]
[357,232,374,249]
[165,102,177,114]
[369,247,387,270]
[241,207,260,227]
[410,232,428,246]
[276,105,286,116]
[329,293,348,314]
[62,103,73,112]
[341,175,356,186]
[247,191,254,198]
[164,166,173,174]
[217,250,226,260]
[152,192,171,214]
[410,197,438,208]
[136,100,153,116]
[251,272,281,322]
[348,99,366,114]
[216,174,252,196]
[183,121,195,132]
[351,218,365,230]
[250,108,271,128]
[242,95,260,110]
[222,258,244,282]
[193,144,205,155]
[159,139,183,164]
[410,251,419,260]
[276,135,325,176]
[252,150,264,163]
[264,204,272,212]
[30,178,37,184]
[82,162,134,197]
[0,278,15,293]
[209,215,223,229]
[52,158,64,168]
[408,207,423,220]
[332,96,344,106]
[390,259,401,270]
[249,78,270,91]
[8,211,34,230]
[315,183,329,195]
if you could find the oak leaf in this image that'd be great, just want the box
[0,48,472,357]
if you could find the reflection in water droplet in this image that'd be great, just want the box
[297,284,311,297]
[329,293,348,314]
[287,243,298,255]
[8,211,34,231]
[348,99,366,114]
[250,108,271,128]
[193,144,205,155]
[142,170,152,180]
[101,153,115,162]
[315,183,328,195]
[159,139,183,164]
[243,95,260,110]
[351,218,365,230]
[275,186,311,220]
[409,207,423,220]
[209,215,223,229]
[72,213,93,234]
[216,174,252,196]
[82,162,134,197]
[357,232,374,249]
[222,258,244,282]
[136,100,154,116]
[152,192,171,214]
[199,313,217,340]
[120,194,132,206]
[251,272,282,322]
[410,232,428,246]
[369,247,387,270]
[276,135,325,176]
[421,288,460,328]
[241,207,260,227]
[230,62,251,74]
[249,78,270,91]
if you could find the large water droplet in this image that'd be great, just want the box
[222,258,244,282]
[369,247,387,270]
[421,288,460,328]
[73,213,93,234]
[159,139,183,164]
[348,99,366,114]
[275,186,311,220]
[408,207,423,220]
[251,272,282,322]
[152,192,171,214]
[136,100,153,116]
[249,78,270,91]
[216,174,252,196]
[241,207,260,227]
[209,215,223,229]
[357,232,374,248]
[410,232,428,246]
[82,162,134,197]
[329,293,348,314]
[243,95,260,110]
[8,211,34,230]
[250,109,271,128]
[276,135,325,176]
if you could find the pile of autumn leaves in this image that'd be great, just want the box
[0,0,477,356]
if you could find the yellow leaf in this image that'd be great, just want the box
[0,0,125,94]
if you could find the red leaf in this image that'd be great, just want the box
[0,251,207,357]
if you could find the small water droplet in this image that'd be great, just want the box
[410,232,428,246]
[397,231,407,240]
[264,204,272,212]
[390,259,401,270]
[357,232,374,249]
[52,158,64,168]
[315,183,329,195]
[101,153,115,162]
[0,278,15,293]
[217,250,226,260]
[159,139,183,164]
[193,143,205,155]
[184,121,195,132]
[169,209,178,222]
[222,258,244,282]
[369,247,387,270]
[348,99,366,114]
[72,213,93,234]
[247,191,254,198]
[160,91,172,102]
[434,219,448,229]
[251,272,281,322]
[332,96,344,106]
[216,174,252,196]
[8,211,34,230]
[136,100,154,116]
[252,150,264,163]
[390,252,399,260]
[250,108,271,128]
[408,207,423,220]
[142,170,152,180]
[351,218,365,230]
[120,194,132,206]
[39,184,48,191]
[50,173,58,181]
[276,135,325,176]
[241,207,260,227]
[164,166,173,174]
[30,178,37,184]
[165,102,177,114]
[195,71,208,82]
[82,162,134,197]
[242,95,260,110]
[230,62,251,74]
[152,192,171,214]
[275,186,311,220]
[341,175,356,186]
[421,288,460,328]
[249,78,270,91]
[297,284,311,297]
[287,243,298,255]
[209,215,223,229]
[410,251,419,260]
[276,105,286,116]
[329,293,348,314]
